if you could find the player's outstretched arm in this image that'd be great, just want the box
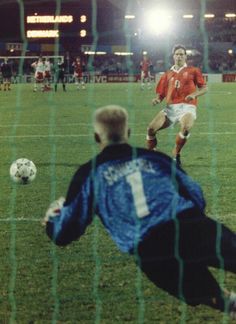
[43,197,83,246]
[43,187,93,246]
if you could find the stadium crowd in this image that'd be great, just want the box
[0,49,236,83]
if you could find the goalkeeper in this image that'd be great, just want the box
[43,105,236,318]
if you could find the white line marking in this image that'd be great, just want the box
[0,215,236,222]
[0,123,91,128]
[0,217,42,222]
[197,122,236,125]
[208,91,233,95]
[0,132,235,139]
[0,134,90,138]
[0,121,236,128]
[198,132,236,135]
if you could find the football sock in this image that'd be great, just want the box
[173,131,190,156]
[146,135,157,150]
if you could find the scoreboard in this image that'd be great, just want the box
[26,15,75,38]
[0,0,121,54]
[25,11,89,41]
[23,2,91,53]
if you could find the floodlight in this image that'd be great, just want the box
[183,14,194,19]
[85,51,107,55]
[225,13,236,18]
[204,14,215,18]
[114,52,133,56]
[144,9,172,35]
[125,15,135,19]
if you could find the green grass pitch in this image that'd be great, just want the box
[0,82,236,323]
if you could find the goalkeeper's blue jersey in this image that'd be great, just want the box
[46,144,205,253]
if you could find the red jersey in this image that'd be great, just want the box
[140,59,151,73]
[156,65,206,106]
[73,60,83,77]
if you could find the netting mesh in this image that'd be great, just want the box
[0,0,235,322]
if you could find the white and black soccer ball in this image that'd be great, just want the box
[10,158,37,184]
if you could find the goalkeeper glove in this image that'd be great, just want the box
[42,197,65,225]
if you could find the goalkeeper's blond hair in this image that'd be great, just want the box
[93,105,129,146]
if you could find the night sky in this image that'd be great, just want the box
[0,0,235,42]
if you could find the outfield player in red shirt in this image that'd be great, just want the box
[43,57,52,91]
[31,57,45,92]
[72,57,86,90]
[140,54,152,90]
[146,44,207,166]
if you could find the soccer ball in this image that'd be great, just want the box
[10,158,37,184]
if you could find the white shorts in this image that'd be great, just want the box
[141,70,151,79]
[162,103,197,125]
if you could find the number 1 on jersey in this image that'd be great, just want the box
[126,171,150,218]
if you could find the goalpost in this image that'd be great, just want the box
[0,55,65,84]
[0,55,64,60]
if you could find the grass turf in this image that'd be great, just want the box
[0,82,235,323]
